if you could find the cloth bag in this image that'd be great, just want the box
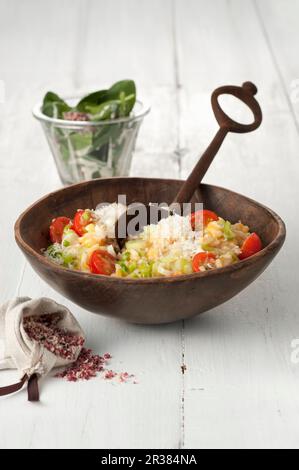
[0,297,85,401]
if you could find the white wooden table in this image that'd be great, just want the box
[0,0,299,449]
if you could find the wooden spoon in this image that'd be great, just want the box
[116,81,262,248]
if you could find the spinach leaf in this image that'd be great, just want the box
[76,80,136,116]
[42,91,71,118]
[69,132,92,150]
[106,80,136,114]
[85,144,109,163]
[107,80,136,102]
[86,99,120,120]
[76,90,109,112]
[42,80,136,119]
[41,80,138,181]
[59,139,70,162]
[87,94,135,121]
[92,122,123,149]
[118,92,136,117]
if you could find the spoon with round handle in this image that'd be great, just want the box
[173,81,262,204]
[116,81,262,248]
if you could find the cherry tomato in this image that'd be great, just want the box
[72,209,92,236]
[192,252,216,272]
[88,249,116,275]
[49,217,71,243]
[190,210,218,230]
[239,233,262,260]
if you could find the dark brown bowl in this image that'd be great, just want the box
[14,178,285,324]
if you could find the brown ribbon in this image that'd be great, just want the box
[27,374,39,401]
[0,373,39,401]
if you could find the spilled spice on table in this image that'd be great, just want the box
[23,313,136,384]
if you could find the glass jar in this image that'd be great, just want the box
[33,98,150,185]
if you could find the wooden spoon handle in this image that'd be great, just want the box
[211,81,262,133]
[173,81,262,205]
[173,127,227,205]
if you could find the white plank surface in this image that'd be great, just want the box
[0,0,298,449]
[174,0,299,448]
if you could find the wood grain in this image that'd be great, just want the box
[0,0,298,449]
[174,0,299,448]
[0,0,182,449]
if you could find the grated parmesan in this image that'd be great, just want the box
[139,213,203,260]
[93,202,127,239]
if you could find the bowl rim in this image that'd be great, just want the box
[32,98,150,127]
[14,177,286,285]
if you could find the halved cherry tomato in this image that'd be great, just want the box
[49,217,71,243]
[239,233,262,260]
[190,210,218,230]
[192,252,216,272]
[88,249,116,275]
[72,209,92,236]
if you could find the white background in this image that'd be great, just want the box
[0,0,299,449]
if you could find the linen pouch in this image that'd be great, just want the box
[0,297,85,401]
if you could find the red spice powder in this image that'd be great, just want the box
[23,313,135,384]
[23,313,84,361]
[104,369,117,380]
[55,349,135,383]
[55,348,106,381]
[63,111,89,121]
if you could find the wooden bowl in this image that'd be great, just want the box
[14,178,285,324]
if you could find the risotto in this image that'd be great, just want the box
[45,204,262,278]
